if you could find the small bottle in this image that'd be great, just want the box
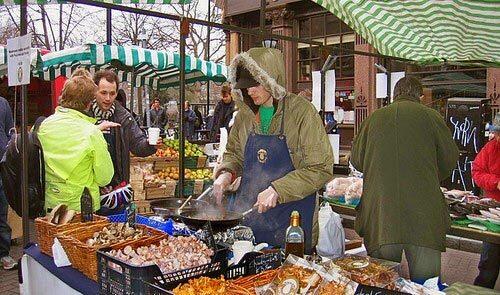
[80,187,93,222]
[126,202,137,227]
[285,211,305,258]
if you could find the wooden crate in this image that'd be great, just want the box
[153,160,178,171]
[130,179,144,191]
[145,187,166,199]
[135,200,152,214]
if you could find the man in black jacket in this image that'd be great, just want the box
[0,96,16,270]
[210,85,235,141]
[92,71,158,212]
[143,98,167,130]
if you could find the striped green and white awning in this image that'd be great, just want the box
[0,0,190,5]
[312,0,500,66]
[35,44,227,89]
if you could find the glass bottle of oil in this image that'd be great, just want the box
[285,211,304,258]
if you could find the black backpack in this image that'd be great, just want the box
[0,117,46,218]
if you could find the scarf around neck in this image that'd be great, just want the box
[91,100,116,124]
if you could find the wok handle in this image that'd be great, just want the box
[242,205,258,217]
[196,186,213,201]
[178,194,195,211]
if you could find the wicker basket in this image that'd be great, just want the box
[57,223,165,281]
[35,214,108,257]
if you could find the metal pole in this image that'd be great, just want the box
[130,73,135,114]
[59,4,63,50]
[20,0,29,247]
[260,0,266,42]
[106,8,112,45]
[178,18,188,198]
[320,73,325,123]
[205,0,211,117]
[386,59,392,105]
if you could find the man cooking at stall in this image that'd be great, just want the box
[213,47,334,253]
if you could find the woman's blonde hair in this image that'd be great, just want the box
[71,68,93,80]
[59,76,97,111]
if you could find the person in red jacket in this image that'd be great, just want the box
[472,112,500,289]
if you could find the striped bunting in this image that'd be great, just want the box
[34,44,227,89]
[0,0,191,5]
[312,0,500,66]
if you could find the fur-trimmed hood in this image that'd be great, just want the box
[228,48,287,105]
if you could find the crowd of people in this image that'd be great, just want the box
[142,85,236,141]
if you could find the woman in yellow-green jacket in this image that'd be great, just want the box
[38,75,114,212]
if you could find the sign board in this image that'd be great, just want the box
[443,98,489,192]
[328,134,340,165]
[376,72,405,100]
[355,284,409,295]
[7,34,32,86]
[312,70,336,112]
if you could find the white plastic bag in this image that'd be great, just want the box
[52,238,71,267]
[317,203,345,259]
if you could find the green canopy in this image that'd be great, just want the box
[0,0,190,5]
[312,0,500,66]
[34,43,227,89]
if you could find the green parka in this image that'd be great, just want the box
[351,96,459,253]
[216,48,334,244]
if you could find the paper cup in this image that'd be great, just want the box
[148,127,160,145]
[232,240,254,265]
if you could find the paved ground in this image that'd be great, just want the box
[1,229,498,293]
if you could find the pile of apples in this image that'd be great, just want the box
[163,139,205,157]
[155,147,179,160]
[155,168,213,181]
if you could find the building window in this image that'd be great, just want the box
[296,13,355,83]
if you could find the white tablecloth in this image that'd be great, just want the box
[20,254,83,295]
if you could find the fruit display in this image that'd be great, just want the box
[144,168,213,187]
[155,168,213,181]
[163,139,205,157]
[155,147,179,160]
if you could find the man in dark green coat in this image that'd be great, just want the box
[351,77,459,281]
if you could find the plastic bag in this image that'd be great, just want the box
[52,238,71,267]
[345,178,363,205]
[325,177,355,197]
[316,203,345,260]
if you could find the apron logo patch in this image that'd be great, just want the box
[257,149,268,163]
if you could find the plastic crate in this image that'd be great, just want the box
[97,242,229,294]
[225,250,283,280]
[107,212,174,235]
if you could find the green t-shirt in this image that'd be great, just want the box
[259,105,275,135]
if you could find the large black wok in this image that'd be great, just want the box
[177,208,245,232]
[150,198,209,219]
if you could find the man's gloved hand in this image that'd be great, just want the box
[213,172,232,205]
[254,186,279,213]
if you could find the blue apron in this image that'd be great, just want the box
[229,98,316,254]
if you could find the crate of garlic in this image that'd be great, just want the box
[97,235,229,295]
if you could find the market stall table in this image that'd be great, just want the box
[20,244,98,295]
[329,202,500,246]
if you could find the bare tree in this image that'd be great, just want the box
[110,4,163,47]
[153,0,226,62]
[0,4,102,50]
[0,20,18,45]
